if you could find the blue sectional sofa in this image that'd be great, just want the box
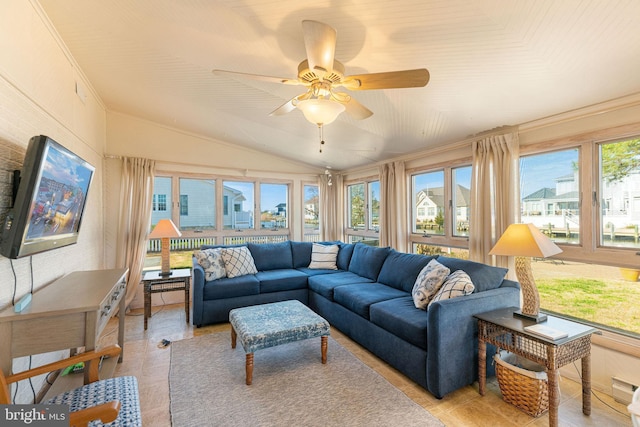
[192,241,520,398]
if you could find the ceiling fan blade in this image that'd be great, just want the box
[213,69,300,86]
[302,20,337,77]
[269,92,312,116]
[332,92,373,120]
[343,97,373,120]
[342,69,430,90]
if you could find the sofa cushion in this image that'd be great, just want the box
[296,267,342,277]
[308,243,339,269]
[221,246,258,278]
[290,241,313,268]
[256,269,309,293]
[370,296,428,350]
[377,250,436,292]
[348,244,391,281]
[193,248,226,281]
[437,256,508,293]
[333,283,407,319]
[308,271,374,300]
[248,241,293,271]
[202,275,260,300]
[428,270,475,309]
[336,243,355,270]
[412,259,450,310]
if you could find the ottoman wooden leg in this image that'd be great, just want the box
[246,353,254,385]
[231,327,237,349]
[321,336,328,364]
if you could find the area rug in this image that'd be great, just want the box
[169,332,443,427]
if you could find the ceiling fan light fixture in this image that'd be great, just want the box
[297,98,345,125]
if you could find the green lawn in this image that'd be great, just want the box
[537,277,640,334]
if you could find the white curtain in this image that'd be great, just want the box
[116,157,155,308]
[379,161,407,251]
[470,131,520,266]
[319,172,343,242]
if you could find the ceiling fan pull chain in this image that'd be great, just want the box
[318,124,325,153]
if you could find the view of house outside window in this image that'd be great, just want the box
[260,183,287,229]
[178,178,215,231]
[412,170,445,235]
[452,166,471,237]
[303,184,319,234]
[223,180,254,230]
[521,140,640,335]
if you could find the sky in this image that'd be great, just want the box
[520,149,578,198]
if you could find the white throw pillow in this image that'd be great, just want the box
[193,248,227,281]
[412,259,450,310]
[221,246,258,278]
[308,243,339,270]
[428,270,475,309]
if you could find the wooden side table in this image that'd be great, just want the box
[475,307,598,427]
[142,268,191,330]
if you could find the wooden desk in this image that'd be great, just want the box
[0,269,128,392]
[142,268,191,330]
[475,308,598,427]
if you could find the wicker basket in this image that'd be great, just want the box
[494,352,549,417]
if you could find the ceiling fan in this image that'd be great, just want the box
[213,20,430,126]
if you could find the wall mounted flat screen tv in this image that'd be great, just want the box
[0,135,95,259]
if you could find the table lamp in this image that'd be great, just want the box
[148,219,182,276]
[489,223,562,323]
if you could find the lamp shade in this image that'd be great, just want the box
[489,223,562,258]
[148,219,182,239]
[297,98,345,125]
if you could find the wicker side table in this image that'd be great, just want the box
[142,268,191,330]
[475,308,598,427]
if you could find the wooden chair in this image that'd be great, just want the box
[0,345,141,426]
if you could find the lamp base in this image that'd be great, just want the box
[513,309,547,323]
[159,270,172,277]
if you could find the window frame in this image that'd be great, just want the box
[344,177,380,245]
[409,164,471,253]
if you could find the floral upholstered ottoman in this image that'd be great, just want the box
[229,300,330,385]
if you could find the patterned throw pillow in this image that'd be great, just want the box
[412,259,450,310]
[428,270,475,309]
[221,246,258,278]
[193,248,227,281]
[308,243,339,270]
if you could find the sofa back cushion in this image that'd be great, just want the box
[248,241,293,271]
[290,241,313,268]
[348,244,391,281]
[436,256,508,292]
[377,250,436,292]
[337,243,355,271]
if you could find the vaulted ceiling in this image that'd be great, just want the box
[38,0,640,170]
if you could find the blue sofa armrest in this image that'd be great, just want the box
[192,259,206,326]
[426,282,520,398]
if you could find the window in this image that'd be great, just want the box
[452,166,471,237]
[178,178,215,231]
[180,195,188,216]
[347,183,365,229]
[223,181,254,230]
[520,149,580,245]
[369,181,380,231]
[521,136,640,336]
[303,184,319,235]
[409,165,471,256]
[151,176,172,226]
[412,170,445,236]
[599,138,640,249]
[345,180,380,246]
[260,183,288,229]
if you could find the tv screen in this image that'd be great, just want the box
[0,135,95,259]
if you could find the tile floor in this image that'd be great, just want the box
[101,304,632,426]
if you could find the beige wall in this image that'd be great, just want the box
[0,0,107,403]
